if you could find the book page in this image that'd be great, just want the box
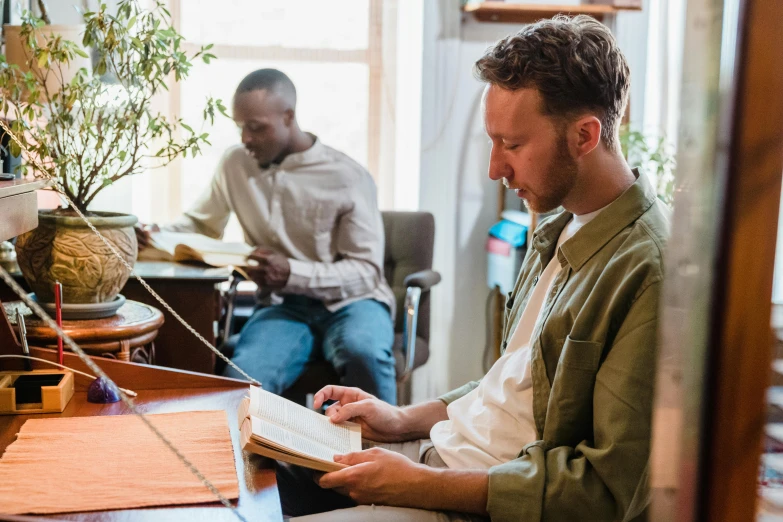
[250,416,340,463]
[150,231,252,256]
[248,386,361,454]
[147,231,185,255]
[198,250,253,267]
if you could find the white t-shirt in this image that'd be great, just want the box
[430,206,604,469]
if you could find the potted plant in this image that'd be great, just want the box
[2,0,91,93]
[620,125,676,205]
[0,0,223,309]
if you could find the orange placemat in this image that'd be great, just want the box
[0,410,239,514]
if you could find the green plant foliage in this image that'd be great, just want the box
[620,125,676,206]
[0,1,226,213]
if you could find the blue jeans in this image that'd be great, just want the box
[222,296,397,405]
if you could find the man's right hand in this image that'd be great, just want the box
[314,385,410,443]
[135,223,159,251]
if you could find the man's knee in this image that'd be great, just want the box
[331,329,393,366]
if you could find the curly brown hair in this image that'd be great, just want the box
[475,15,630,152]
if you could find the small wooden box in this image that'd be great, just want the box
[0,370,74,414]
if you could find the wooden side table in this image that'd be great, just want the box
[3,300,164,364]
[122,261,229,373]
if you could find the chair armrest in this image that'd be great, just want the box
[403,269,441,291]
[398,271,440,382]
[399,286,422,383]
[219,269,248,345]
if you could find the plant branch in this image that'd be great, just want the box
[3,0,225,211]
[37,0,51,25]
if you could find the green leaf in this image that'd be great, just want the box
[37,50,49,68]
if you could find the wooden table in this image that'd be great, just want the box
[0,350,283,521]
[3,300,164,364]
[0,180,281,520]
[122,262,231,373]
[1,262,231,374]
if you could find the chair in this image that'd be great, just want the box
[217,211,440,405]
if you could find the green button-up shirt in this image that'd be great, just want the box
[440,171,669,522]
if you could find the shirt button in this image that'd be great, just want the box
[533,276,539,285]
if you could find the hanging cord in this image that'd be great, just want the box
[0,354,137,396]
[0,266,248,522]
[0,118,259,387]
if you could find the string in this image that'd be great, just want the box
[0,354,137,396]
[0,118,260,387]
[0,122,252,519]
[0,117,257,518]
[0,266,248,522]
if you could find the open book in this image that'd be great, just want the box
[139,231,253,268]
[238,386,361,473]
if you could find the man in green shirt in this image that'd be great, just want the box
[278,14,669,522]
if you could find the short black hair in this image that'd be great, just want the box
[236,68,296,99]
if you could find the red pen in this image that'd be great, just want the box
[55,281,64,365]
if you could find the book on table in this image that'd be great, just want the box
[238,386,361,473]
[138,231,253,268]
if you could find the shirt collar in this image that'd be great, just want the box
[530,168,657,271]
[278,133,327,169]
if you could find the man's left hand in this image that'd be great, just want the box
[246,248,291,289]
[317,447,432,507]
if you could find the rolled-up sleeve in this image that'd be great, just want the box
[486,281,660,522]
[439,381,481,405]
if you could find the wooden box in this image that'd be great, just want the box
[0,370,74,414]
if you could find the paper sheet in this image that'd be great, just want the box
[0,410,239,515]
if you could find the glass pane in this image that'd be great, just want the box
[178,59,369,239]
[758,181,783,519]
[180,0,370,50]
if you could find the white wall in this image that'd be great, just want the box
[412,2,652,400]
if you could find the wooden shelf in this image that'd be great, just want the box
[462,3,640,24]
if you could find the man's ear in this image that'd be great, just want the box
[570,115,602,158]
[284,109,295,126]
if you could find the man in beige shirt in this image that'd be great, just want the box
[139,69,397,404]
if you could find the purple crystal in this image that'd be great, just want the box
[87,377,121,403]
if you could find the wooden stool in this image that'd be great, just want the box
[3,300,164,364]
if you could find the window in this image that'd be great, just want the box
[121,0,422,241]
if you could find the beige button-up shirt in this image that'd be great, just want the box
[166,138,395,316]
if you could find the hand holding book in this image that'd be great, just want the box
[315,385,418,443]
[238,386,361,473]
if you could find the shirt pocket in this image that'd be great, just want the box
[547,336,603,445]
[295,202,337,259]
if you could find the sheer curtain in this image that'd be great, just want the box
[641,0,687,144]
